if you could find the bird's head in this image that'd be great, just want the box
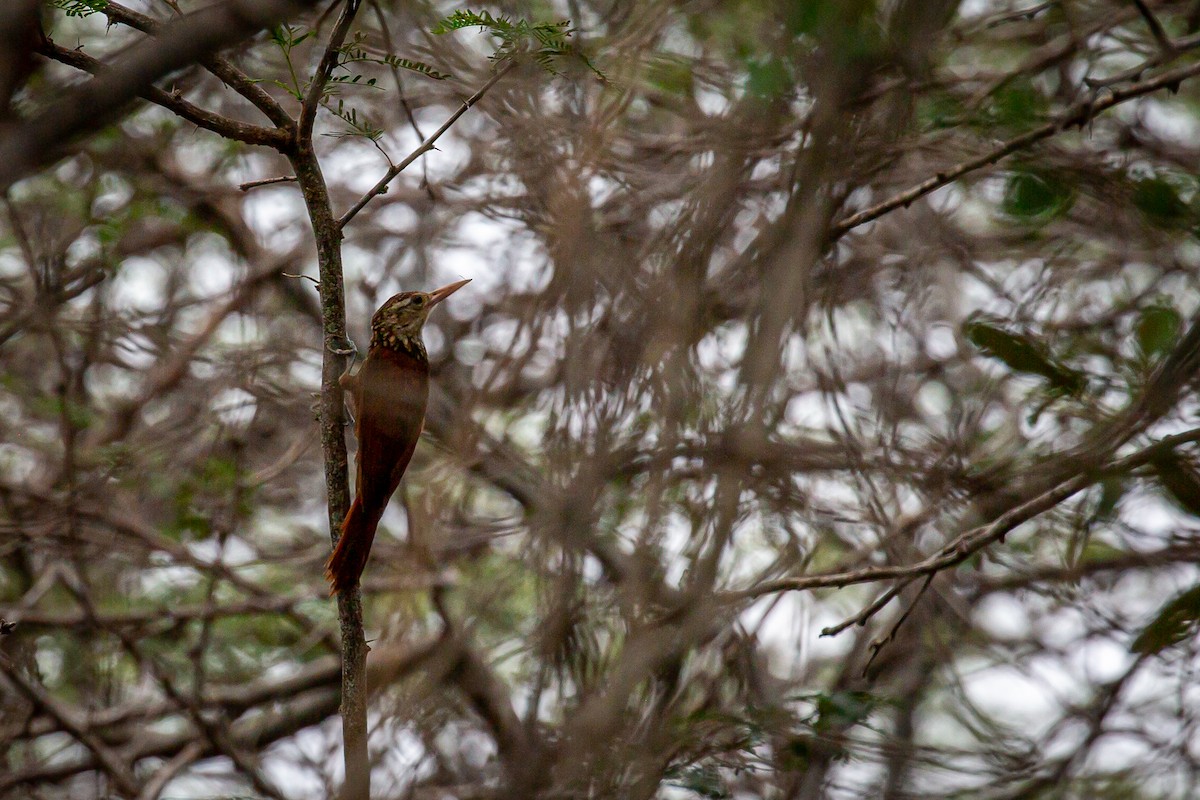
[371,279,470,354]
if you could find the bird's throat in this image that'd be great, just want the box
[371,328,428,362]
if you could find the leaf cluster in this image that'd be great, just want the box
[51,0,107,18]
[338,31,453,82]
[433,9,591,75]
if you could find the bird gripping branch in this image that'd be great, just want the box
[326,279,470,594]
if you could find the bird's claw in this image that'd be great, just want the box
[328,336,358,358]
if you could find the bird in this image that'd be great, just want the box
[325,279,470,594]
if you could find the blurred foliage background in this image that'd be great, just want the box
[5,0,1200,798]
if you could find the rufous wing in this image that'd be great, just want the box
[326,347,429,592]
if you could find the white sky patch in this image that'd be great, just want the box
[212,386,257,429]
[92,173,134,217]
[110,255,168,312]
[187,535,256,567]
[1139,98,1200,145]
[785,391,830,429]
[373,201,419,234]
[912,383,950,422]
[961,661,1065,732]
[189,244,238,297]
[243,186,309,253]
[257,728,333,799]
[975,593,1031,639]
[925,324,958,360]
[214,312,261,346]
[291,350,324,392]
[1070,636,1133,686]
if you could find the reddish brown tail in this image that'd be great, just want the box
[325,498,379,595]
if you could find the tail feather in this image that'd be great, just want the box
[325,498,379,595]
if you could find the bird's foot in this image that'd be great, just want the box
[327,335,358,359]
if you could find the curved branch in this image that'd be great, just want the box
[36,40,288,148]
[832,60,1200,238]
[0,0,321,188]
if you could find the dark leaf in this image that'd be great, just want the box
[1131,584,1200,655]
[964,320,1085,394]
[1151,453,1200,516]
[1136,305,1182,360]
[1094,477,1125,521]
[1133,177,1190,228]
[1002,169,1074,221]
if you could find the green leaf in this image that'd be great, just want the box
[383,56,453,81]
[990,79,1048,128]
[1150,453,1200,516]
[964,320,1085,394]
[1001,169,1073,221]
[745,57,791,99]
[1094,478,1125,521]
[1133,177,1190,228]
[814,690,877,732]
[645,56,694,96]
[1136,305,1182,360]
[53,0,107,17]
[430,9,592,77]
[432,9,513,35]
[918,92,964,130]
[785,1,827,36]
[1131,584,1200,655]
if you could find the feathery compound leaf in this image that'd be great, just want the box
[433,9,513,35]
[383,56,453,81]
[431,8,602,78]
[53,0,107,16]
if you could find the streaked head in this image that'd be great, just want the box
[371,279,470,352]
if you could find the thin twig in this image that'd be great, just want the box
[297,0,361,143]
[983,1,1056,29]
[240,175,299,191]
[0,664,141,796]
[832,59,1200,238]
[337,60,517,229]
[820,579,911,638]
[862,572,935,676]
[368,0,432,194]
[0,0,322,188]
[99,0,295,130]
[730,426,1200,604]
[1132,0,1176,55]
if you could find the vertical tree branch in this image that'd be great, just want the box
[289,3,368,797]
[290,143,367,799]
[298,0,361,141]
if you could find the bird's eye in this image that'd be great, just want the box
[412,295,426,306]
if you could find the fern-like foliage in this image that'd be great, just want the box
[386,57,453,82]
[322,99,383,141]
[52,0,108,17]
[338,33,453,81]
[433,8,602,78]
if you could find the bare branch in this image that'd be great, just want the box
[36,39,289,148]
[0,0,322,187]
[337,60,516,229]
[832,59,1200,238]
